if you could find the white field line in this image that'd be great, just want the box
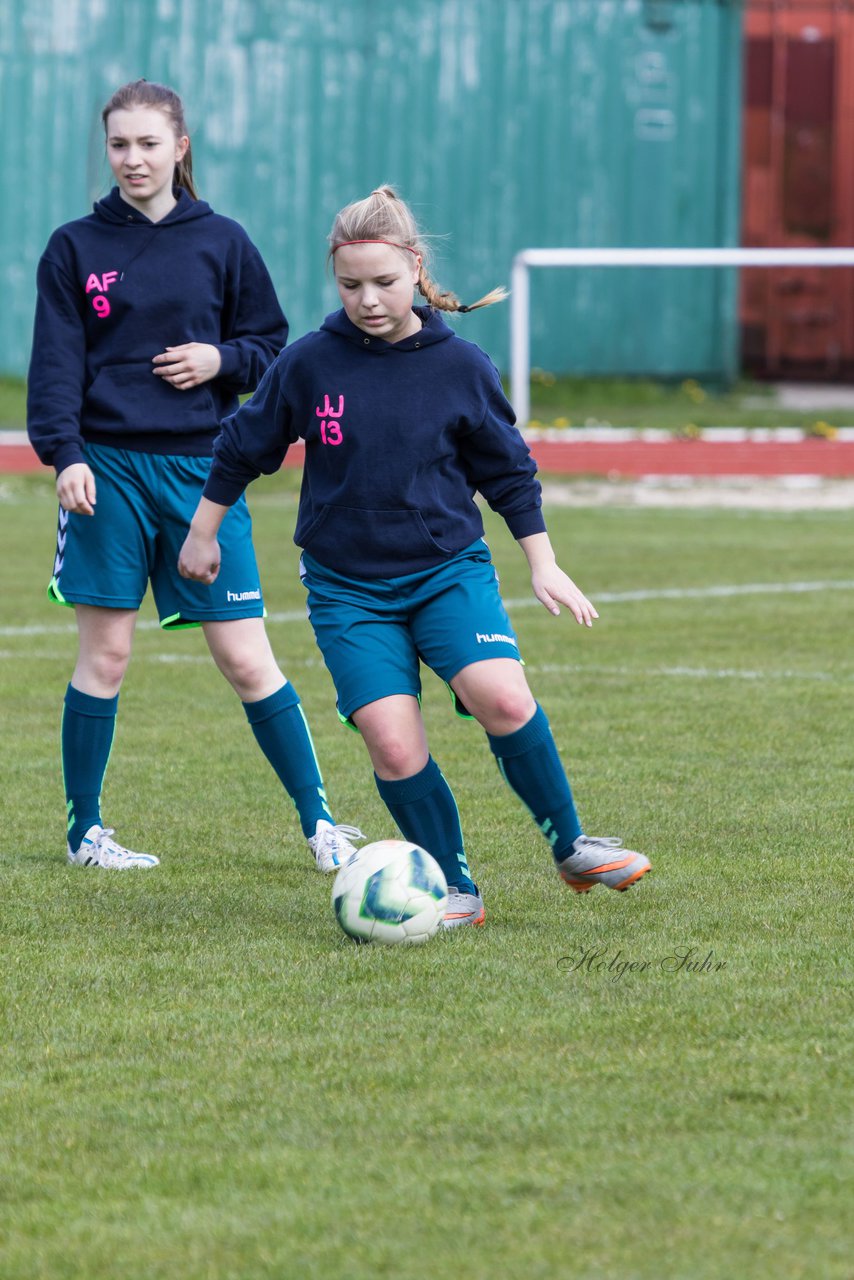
[0,645,845,682]
[506,579,854,608]
[2,580,853,640]
[529,663,850,682]
[1,650,846,683]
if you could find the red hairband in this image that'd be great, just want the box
[331,239,475,309]
[332,239,420,257]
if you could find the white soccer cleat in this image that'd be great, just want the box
[67,825,160,869]
[308,821,365,873]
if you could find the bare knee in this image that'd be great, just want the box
[451,659,536,735]
[353,702,428,780]
[74,639,132,696]
[215,644,281,701]
[72,607,135,697]
[203,620,284,701]
[368,730,427,779]
[461,686,537,737]
[485,687,537,731]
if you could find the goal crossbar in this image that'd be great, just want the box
[510,247,854,427]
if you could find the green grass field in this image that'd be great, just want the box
[1,472,852,1279]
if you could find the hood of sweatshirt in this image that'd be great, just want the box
[319,304,455,352]
[93,186,215,227]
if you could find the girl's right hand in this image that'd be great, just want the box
[56,463,96,515]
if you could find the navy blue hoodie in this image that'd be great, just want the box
[27,188,288,473]
[205,306,545,579]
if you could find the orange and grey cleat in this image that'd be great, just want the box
[557,835,651,893]
[442,887,486,929]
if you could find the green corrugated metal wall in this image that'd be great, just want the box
[0,0,743,380]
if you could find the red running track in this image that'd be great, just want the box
[524,438,854,476]
[3,438,854,476]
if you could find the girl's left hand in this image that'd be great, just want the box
[152,342,222,389]
[532,564,599,627]
[178,528,221,584]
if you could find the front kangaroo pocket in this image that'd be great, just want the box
[84,362,216,431]
[299,506,454,573]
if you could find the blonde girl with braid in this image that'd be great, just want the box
[181,186,651,926]
[332,184,508,318]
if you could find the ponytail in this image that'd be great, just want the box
[173,140,197,201]
[416,271,508,314]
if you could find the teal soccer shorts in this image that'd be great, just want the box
[300,539,521,723]
[49,444,265,628]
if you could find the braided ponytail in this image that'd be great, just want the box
[416,270,507,314]
[329,185,506,313]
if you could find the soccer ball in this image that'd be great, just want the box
[332,839,448,945]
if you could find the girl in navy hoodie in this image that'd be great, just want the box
[180,186,650,926]
[27,80,362,872]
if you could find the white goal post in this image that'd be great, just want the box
[509,247,854,427]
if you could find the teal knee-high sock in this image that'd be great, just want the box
[374,757,476,894]
[243,683,333,837]
[487,704,582,860]
[62,684,119,852]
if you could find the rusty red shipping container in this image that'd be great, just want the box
[741,0,854,375]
